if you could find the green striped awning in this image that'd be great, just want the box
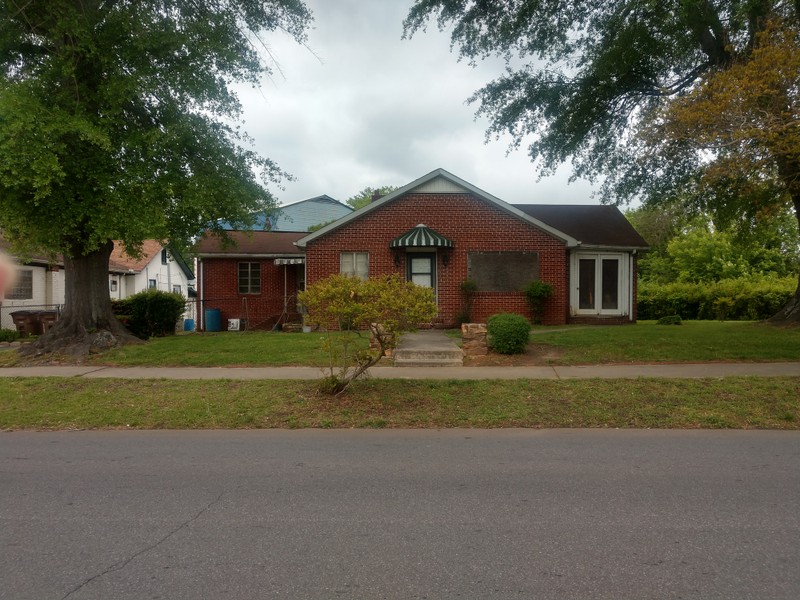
[390,224,453,248]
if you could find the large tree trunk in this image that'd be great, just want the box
[769,193,800,324]
[20,240,141,358]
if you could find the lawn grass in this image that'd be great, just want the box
[1,376,798,430]
[529,320,800,364]
[91,330,370,368]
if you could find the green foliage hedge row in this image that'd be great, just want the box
[638,276,796,321]
[112,289,186,339]
[487,313,531,354]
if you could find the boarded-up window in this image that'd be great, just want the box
[468,252,539,291]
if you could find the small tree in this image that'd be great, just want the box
[299,274,437,394]
[524,281,554,325]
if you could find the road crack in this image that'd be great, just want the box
[60,491,224,599]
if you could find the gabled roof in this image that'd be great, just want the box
[108,240,163,273]
[513,205,649,249]
[295,168,580,247]
[109,241,195,279]
[270,195,352,232]
[195,231,306,257]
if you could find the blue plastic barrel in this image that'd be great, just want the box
[183,318,195,332]
[204,309,221,332]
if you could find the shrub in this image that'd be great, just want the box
[459,279,478,322]
[638,276,795,321]
[523,280,554,324]
[487,313,531,354]
[0,328,20,342]
[299,274,438,394]
[656,315,682,325]
[112,289,186,339]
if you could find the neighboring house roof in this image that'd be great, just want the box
[296,168,580,248]
[1,234,194,278]
[109,241,195,280]
[0,234,62,267]
[195,231,306,258]
[512,205,649,250]
[270,195,352,232]
[217,195,352,232]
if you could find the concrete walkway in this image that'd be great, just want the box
[1,362,799,380]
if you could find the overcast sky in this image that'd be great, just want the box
[236,0,598,207]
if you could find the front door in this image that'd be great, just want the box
[408,253,436,291]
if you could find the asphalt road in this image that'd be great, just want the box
[1,430,798,600]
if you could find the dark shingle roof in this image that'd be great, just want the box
[513,205,649,249]
[196,231,305,256]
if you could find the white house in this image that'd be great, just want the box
[0,239,194,331]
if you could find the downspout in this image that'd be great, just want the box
[198,258,204,331]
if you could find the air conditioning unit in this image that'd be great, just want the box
[227,319,241,331]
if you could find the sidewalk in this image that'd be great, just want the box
[1,362,799,380]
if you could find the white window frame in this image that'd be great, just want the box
[340,252,368,280]
[570,252,629,316]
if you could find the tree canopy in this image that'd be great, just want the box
[0,0,312,258]
[404,0,800,320]
[346,185,398,210]
[0,0,312,354]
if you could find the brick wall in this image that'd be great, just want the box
[199,258,302,330]
[305,193,570,326]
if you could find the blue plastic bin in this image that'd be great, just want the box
[204,309,221,332]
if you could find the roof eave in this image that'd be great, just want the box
[198,252,305,259]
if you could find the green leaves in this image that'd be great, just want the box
[298,274,438,394]
[0,0,312,257]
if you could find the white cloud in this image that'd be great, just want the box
[235,0,598,206]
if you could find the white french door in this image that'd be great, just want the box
[572,253,629,316]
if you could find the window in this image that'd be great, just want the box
[468,252,539,291]
[172,285,182,295]
[110,280,118,292]
[408,253,435,289]
[8,269,33,300]
[573,253,627,315]
[340,252,368,280]
[148,279,157,289]
[238,262,261,294]
[161,249,169,264]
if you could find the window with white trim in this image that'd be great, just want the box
[8,269,33,300]
[238,262,261,294]
[340,252,368,280]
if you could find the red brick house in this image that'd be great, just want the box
[296,169,648,326]
[196,231,306,331]
[196,169,648,330]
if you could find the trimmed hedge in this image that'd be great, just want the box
[112,289,186,339]
[487,313,531,354]
[638,276,796,321]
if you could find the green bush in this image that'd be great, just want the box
[638,276,795,321]
[524,280,554,324]
[0,328,20,342]
[112,289,186,339]
[656,315,682,325]
[487,313,531,354]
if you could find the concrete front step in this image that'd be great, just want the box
[393,330,464,367]
[393,349,464,367]
[393,357,464,368]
